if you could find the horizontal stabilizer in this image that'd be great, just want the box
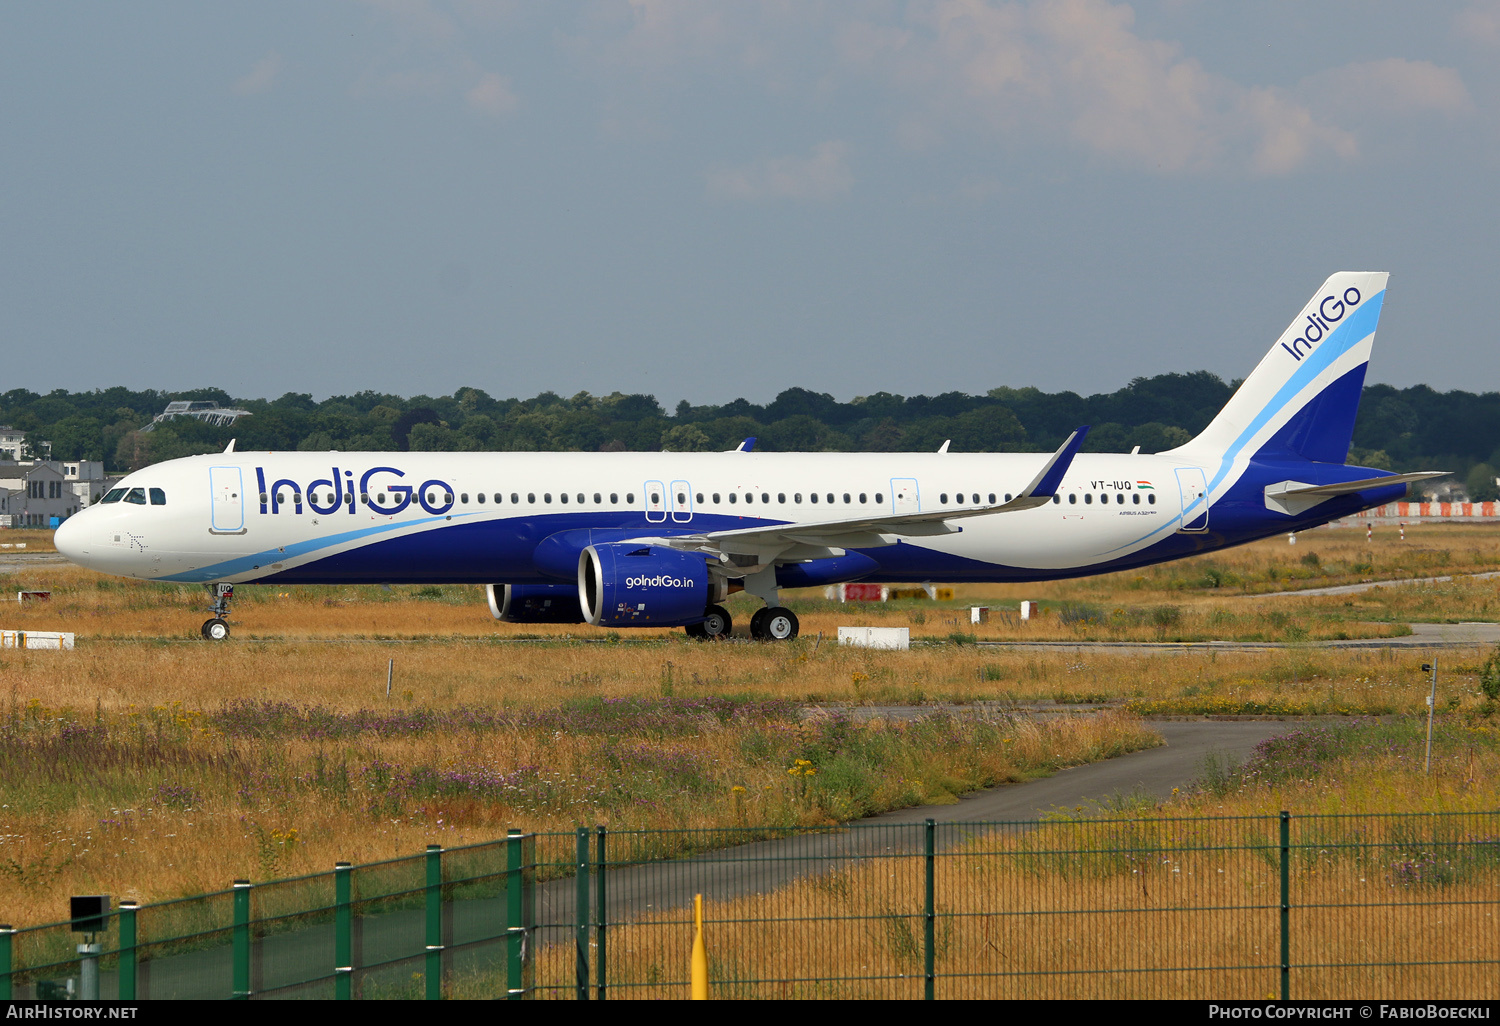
[1264,471,1448,516]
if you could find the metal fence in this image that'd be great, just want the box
[2,812,1497,1000]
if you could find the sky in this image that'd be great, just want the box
[2,1,1497,408]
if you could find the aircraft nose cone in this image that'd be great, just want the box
[54,514,88,564]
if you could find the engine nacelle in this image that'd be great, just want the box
[486,583,585,624]
[578,543,711,627]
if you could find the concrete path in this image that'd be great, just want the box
[1248,569,1500,599]
[975,619,1500,654]
[538,718,1290,931]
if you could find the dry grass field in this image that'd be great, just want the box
[2,521,1499,955]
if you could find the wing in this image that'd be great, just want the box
[632,427,1090,572]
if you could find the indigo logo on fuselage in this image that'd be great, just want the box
[626,575,693,589]
[1279,287,1361,362]
[254,466,455,517]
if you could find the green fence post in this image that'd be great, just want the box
[507,829,525,1000]
[0,924,13,1000]
[425,844,443,1000]
[596,826,607,1001]
[924,818,936,1001]
[1280,811,1290,1002]
[232,880,252,1000]
[118,901,137,1001]
[575,827,591,1000]
[334,862,352,1001]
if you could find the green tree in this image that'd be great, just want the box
[660,425,712,451]
[1466,463,1499,502]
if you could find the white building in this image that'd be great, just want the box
[0,426,24,462]
[0,459,119,527]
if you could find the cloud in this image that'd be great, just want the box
[352,0,522,115]
[574,0,1361,176]
[880,0,1356,175]
[707,141,854,200]
[233,52,284,96]
[1300,59,1472,120]
[1455,2,1500,47]
[466,72,519,115]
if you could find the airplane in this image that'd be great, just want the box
[55,272,1445,643]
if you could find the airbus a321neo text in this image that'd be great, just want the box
[56,272,1444,642]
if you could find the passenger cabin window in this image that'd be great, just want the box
[1132,493,1140,504]
[1149,493,1156,505]
[626,493,635,504]
[729,493,737,504]
[826,493,835,504]
[610,493,618,503]
[745,493,754,504]
[460,493,469,504]
[1069,494,1077,504]
[875,493,883,503]
[712,493,721,503]
[149,488,167,506]
[778,493,786,503]
[761,493,769,504]
[810,493,817,503]
[940,493,948,503]
[560,493,569,504]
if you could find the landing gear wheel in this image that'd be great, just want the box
[762,607,799,641]
[201,617,231,641]
[749,608,771,640]
[684,621,707,639]
[699,605,733,641]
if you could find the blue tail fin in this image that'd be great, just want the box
[1166,272,1388,467]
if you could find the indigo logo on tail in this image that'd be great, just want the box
[1280,287,1362,362]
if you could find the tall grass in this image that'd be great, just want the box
[0,691,1156,926]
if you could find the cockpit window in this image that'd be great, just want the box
[124,488,147,505]
[149,488,167,506]
[100,488,126,504]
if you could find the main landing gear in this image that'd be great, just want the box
[684,604,800,642]
[750,607,799,641]
[685,605,733,641]
[201,583,234,641]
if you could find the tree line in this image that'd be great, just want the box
[1,373,1496,499]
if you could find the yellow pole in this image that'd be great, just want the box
[691,893,708,1000]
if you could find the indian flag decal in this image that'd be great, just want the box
[1136,481,1154,490]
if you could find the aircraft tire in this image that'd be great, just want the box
[749,608,771,640]
[763,607,799,641]
[202,617,230,641]
[700,605,733,641]
[684,621,707,639]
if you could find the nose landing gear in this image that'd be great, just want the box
[201,583,234,641]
